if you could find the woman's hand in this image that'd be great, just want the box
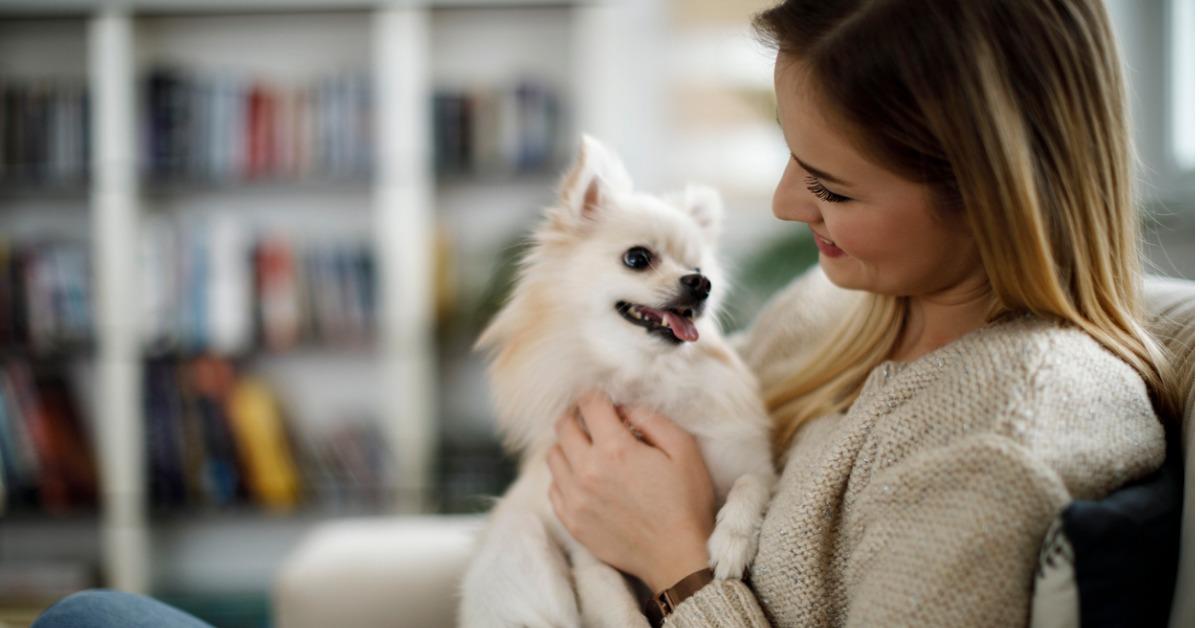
[546,389,717,593]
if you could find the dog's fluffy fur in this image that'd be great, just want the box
[458,135,777,628]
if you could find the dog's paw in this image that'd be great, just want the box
[707,521,758,580]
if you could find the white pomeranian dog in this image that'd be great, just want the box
[458,134,776,628]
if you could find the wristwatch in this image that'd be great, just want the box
[643,567,715,627]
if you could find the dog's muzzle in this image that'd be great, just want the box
[612,272,712,345]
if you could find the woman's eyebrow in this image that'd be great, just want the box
[776,112,853,187]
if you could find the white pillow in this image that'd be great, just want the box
[1029,515,1080,628]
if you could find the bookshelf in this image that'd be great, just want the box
[0,0,662,614]
[0,12,101,618]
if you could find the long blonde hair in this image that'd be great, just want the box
[752,0,1183,463]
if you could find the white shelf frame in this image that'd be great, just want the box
[90,8,148,595]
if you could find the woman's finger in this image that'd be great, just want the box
[576,390,639,448]
[548,479,568,524]
[546,443,575,484]
[556,409,592,460]
[625,406,693,459]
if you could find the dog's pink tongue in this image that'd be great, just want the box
[664,311,699,342]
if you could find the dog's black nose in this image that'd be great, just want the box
[680,273,711,301]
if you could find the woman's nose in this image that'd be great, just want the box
[772,160,822,224]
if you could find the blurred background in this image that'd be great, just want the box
[0,0,1191,625]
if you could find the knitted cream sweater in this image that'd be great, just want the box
[664,265,1167,627]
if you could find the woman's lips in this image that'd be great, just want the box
[814,232,845,257]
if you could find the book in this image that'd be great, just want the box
[0,361,95,514]
[0,239,94,355]
[225,376,300,511]
[432,80,562,178]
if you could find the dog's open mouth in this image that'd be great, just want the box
[614,301,699,344]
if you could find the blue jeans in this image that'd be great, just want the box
[32,589,215,628]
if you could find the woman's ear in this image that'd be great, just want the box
[556,133,634,224]
[665,183,724,244]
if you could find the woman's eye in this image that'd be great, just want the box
[803,174,851,204]
[623,246,654,270]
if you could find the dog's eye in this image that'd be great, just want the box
[623,246,654,271]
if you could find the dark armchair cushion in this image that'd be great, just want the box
[1060,437,1185,627]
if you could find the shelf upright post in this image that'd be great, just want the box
[372,4,438,514]
[89,8,148,593]
[571,0,668,191]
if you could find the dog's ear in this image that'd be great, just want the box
[665,183,724,244]
[555,134,634,225]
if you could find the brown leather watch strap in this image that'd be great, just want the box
[643,567,715,627]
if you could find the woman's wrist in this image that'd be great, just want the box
[645,542,711,593]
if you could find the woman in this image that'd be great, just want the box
[545,0,1179,625]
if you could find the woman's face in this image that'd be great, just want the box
[771,53,982,298]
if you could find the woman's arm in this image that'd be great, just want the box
[842,433,1069,625]
[662,578,773,627]
[664,433,1071,627]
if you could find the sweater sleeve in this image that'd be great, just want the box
[662,578,773,627]
[729,263,854,370]
[842,434,1072,626]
